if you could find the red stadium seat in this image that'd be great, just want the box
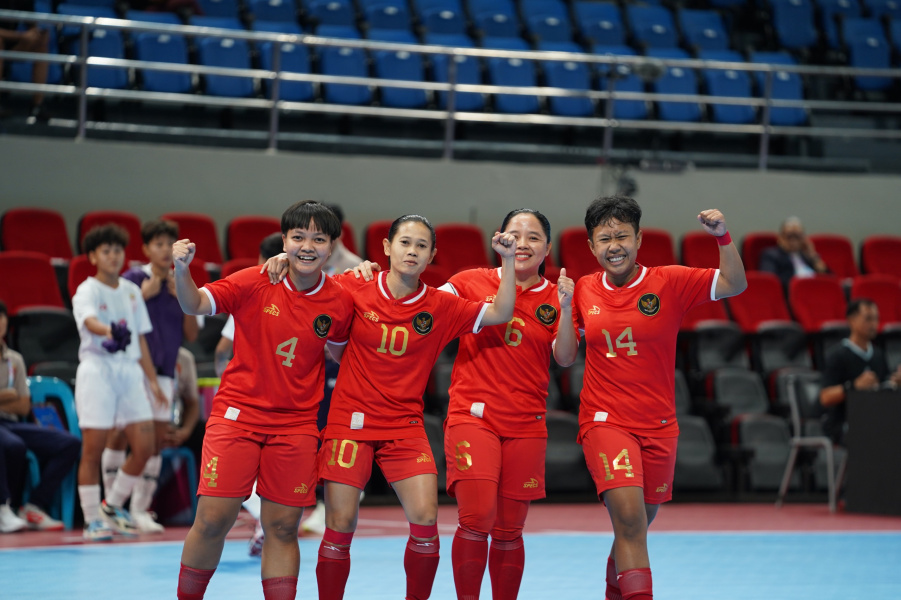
[78,210,144,264]
[433,224,490,274]
[161,212,223,266]
[188,261,211,287]
[726,272,792,333]
[67,254,127,298]
[0,251,65,315]
[741,232,778,271]
[364,220,393,271]
[1,207,74,260]
[226,216,280,260]
[220,258,257,278]
[638,228,676,267]
[861,235,901,277]
[341,221,359,257]
[809,233,858,279]
[680,231,719,269]
[789,276,847,332]
[850,274,901,327]
[680,300,730,331]
[558,227,601,281]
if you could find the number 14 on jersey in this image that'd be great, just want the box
[602,327,638,358]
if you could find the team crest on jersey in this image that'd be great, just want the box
[313,314,332,338]
[263,304,280,316]
[413,312,434,335]
[588,305,601,315]
[535,304,558,326]
[637,293,660,316]
[363,310,379,322]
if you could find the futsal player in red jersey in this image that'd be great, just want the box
[561,196,747,600]
[315,215,518,600]
[172,201,354,600]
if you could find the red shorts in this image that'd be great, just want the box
[199,422,319,508]
[318,437,437,489]
[580,425,678,504]
[444,422,546,501]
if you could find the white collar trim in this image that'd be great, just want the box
[378,271,427,304]
[602,266,647,290]
[283,271,326,296]
[496,267,549,292]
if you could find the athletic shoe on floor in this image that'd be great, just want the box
[83,519,114,542]
[300,501,326,536]
[132,510,165,533]
[100,501,139,537]
[0,502,27,533]
[18,503,64,531]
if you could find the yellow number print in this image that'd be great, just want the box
[601,327,638,358]
[377,325,409,356]
[276,337,298,367]
[327,439,359,468]
[598,449,634,481]
[504,318,525,347]
[455,441,472,471]
[203,457,219,488]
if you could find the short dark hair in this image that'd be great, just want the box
[281,201,341,240]
[259,233,284,261]
[847,298,877,318]
[500,208,552,276]
[83,224,129,254]
[584,196,642,237]
[388,215,436,249]
[0,300,7,319]
[141,219,178,245]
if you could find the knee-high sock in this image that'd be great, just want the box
[617,568,652,600]
[101,449,126,495]
[131,454,162,513]
[78,484,101,523]
[405,523,440,600]
[177,563,215,600]
[488,496,529,600]
[106,469,140,508]
[606,555,622,600]
[262,576,297,600]
[316,528,353,600]
[452,479,498,600]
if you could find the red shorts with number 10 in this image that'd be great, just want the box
[580,424,678,505]
[318,436,437,489]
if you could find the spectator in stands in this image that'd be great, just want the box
[759,217,829,290]
[0,0,50,122]
[0,299,81,533]
[819,298,901,445]
[322,204,363,276]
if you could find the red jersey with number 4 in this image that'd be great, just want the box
[325,271,488,441]
[201,268,353,435]
[444,268,571,438]
[573,265,718,439]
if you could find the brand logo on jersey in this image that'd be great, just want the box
[535,304,558,326]
[413,311,434,335]
[637,293,660,317]
[523,478,539,489]
[313,314,332,338]
[363,310,379,322]
[656,483,668,493]
[263,304,280,316]
[416,453,432,463]
[294,483,309,494]
[485,295,496,303]
[588,305,601,315]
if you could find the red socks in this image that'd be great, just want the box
[177,563,215,600]
[262,576,298,600]
[618,568,653,600]
[452,526,489,600]
[487,537,524,600]
[316,528,354,600]
[405,523,440,600]
[606,556,623,600]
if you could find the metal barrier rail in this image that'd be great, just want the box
[2,8,900,168]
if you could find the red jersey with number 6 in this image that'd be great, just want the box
[200,268,353,435]
[573,265,718,439]
[325,271,488,441]
[444,268,573,438]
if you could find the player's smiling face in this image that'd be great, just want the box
[283,222,333,278]
[504,213,550,277]
[384,221,436,277]
[90,243,125,280]
[589,218,643,286]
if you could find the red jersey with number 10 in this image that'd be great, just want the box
[573,265,718,439]
[325,271,488,441]
[201,268,353,435]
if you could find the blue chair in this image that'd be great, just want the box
[25,376,81,530]
[253,20,304,34]
[483,36,541,113]
[468,0,516,19]
[424,32,473,46]
[357,0,405,10]
[475,12,521,38]
[842,17,892,90]
[646,47,701,122]
[770,0,819,50]
[308,0,355,26]
[679,8,730,51]
[316,23,360,38]
[891,19,901,52]
[424,9,466,34]
[135,32,193,94]
[71,29,129,89]
[699,49,756,124]
[863,0,901,18]
[412,0,463,19]
[56,4,117,38]
[626,5,678,48]
[540,43,594,117]
[259,40,315,100]
[198,37,255,97]
[248,0,297,22]
[749,51,808,126]
[528,15,572,42]
[432,45,485,111]
[594,45,647,120]
[819,0,861,49]
[190,15,246,30]
[197,0,241,19]
[125,10,182,25]
[364,4,411,30]
[574,1,624,47]
[319,26,372,105]
[372,49,429,108]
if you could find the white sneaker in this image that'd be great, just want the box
[83,518,114,542]
[300,501,326,536]
[131,510,165,533]
[18,503,64,531]
[100,501,139,537]
[0,503,27,533]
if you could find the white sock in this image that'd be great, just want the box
[130,455,162,514]
[106,470,141,508]
[79,485,102,522]
[101,449,127,494]
[242,481,261,520]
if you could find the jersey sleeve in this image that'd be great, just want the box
[331,270,368,294]
[662,265,718,313]
[72,280,98,328]
[200,267,260,315]
[444,270,473,297]
[440,291,488,341]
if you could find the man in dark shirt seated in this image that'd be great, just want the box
[0,0,50,121]
[820,298,901,445]
[759,217,830,290]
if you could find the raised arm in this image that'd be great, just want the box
[553,268,579,367]
[481,232,517,327]
[697,209,748,300]
[172,239,212,316]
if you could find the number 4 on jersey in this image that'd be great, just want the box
[276,337,299,367]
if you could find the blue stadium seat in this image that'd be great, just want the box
[125,10,182,25]
[540,42,593,117]
[574,2,624,47]
[699,49,755,124]
[253,20,304,34]
[316,24,360,38]
[357,0,404,9]
[259,40,314,100]
[248,0,297,22]
[431,35,484,111]
[368,28,418,43]
[468,0,515,18]
[412,0,463,19]
[198,0,241,19]
[134,32,192,94]
[819,0,861,49]
[483,36,540,113]
[198,36,255,97]
[56,4,117,38]
[319,26,372,105]
[71,29,128,89]
[475,12,521,37]
[864,0,901,18]
[770,0,819,50]
[190,16,246,30]
[372,50,429,108]
[749,51,807,126]
[678,8,730,51]
[594,45,648,120]
[424,9,467,34]
[626,5,678,48]
[891,19,901,51]
[528,15,572,42]
[308,0,355,26]
[425,32,474,46]
[364,4,411,30]
[842,17,892,90]
[646,47,701,122]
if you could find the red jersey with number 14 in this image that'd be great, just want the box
[201,268,353,435]
[325,271,488,442]
[573,265,718,439]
